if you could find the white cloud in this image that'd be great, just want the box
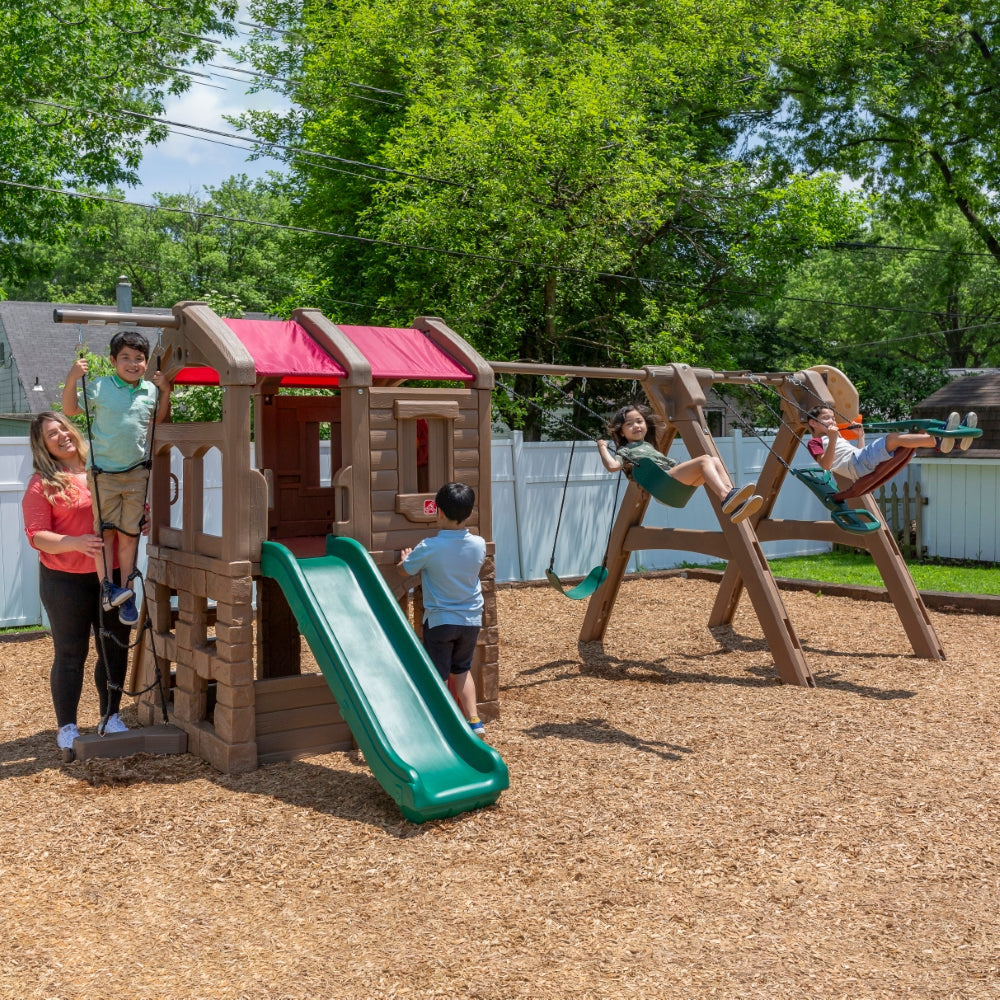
[131,18,290,199]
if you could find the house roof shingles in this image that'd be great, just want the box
[913,373,1000,457]
[0,301,174,418]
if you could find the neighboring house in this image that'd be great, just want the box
[913,373,1000,457]
[0,281,175,436]
[0,282,269,436]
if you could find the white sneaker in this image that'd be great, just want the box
[960,411,978,451]
[937,411,961,453]
[56,723,79,749]
[103,713,129,734]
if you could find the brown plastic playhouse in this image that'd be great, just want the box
[59,302,498,773]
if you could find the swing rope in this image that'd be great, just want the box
[601,467,624,571]
[749,377,917,498]
[78,349,170,730]
[547,436,578,577]
[499,378,697,508]
[720,376,903,497]
[542,384,615,600]
[497,379,604,445]
[783,372,859,429]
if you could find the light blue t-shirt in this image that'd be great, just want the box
[403,529,486,628]
[82,374,157,472]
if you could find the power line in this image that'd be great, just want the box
[0,178,609,274]
[843,318,1000,351]
[22,89,999,270]
[833,240,999,260]
[173,24,405,103]
[0,178,792,294]
[19,99,402,185]
[28,10,1000,272]
[6,180,998,356]
[5,178,996,343]
[24,98,456,187]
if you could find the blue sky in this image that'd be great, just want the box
[129,17,288,201]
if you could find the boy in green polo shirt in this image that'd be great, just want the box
[62,330,170,626]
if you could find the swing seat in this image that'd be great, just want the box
[545,567,608,600]
[792,467,881,534]
[832,446,914,500]
[631,458,698,508]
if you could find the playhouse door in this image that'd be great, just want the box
[262,395,342,538]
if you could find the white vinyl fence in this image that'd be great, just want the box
[492,431,830,583]
[5,433,989,628]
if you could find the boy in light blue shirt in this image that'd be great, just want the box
[398,482,488,738]
[63,330,169,626]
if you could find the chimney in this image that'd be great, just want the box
[116,276,133,313]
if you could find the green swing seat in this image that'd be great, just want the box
[630,457,698,508]
[544,451,696,601]
[545,566,608,601]
[792,467,881,534]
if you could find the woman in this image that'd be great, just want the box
[21,411,132,761]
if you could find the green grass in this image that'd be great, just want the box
[704,551,999,595]
[0,624,47,636]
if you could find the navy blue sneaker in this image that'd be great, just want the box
[118,594,139,627]
[101,579,131,611]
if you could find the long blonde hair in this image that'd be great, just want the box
[28,411,88,503]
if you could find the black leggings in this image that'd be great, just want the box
[39,564,130,728]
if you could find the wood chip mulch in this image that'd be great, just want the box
[2,577,999,1000]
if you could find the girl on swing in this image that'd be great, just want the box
[597,403,764,524]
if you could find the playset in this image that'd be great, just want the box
[50,304,978,817]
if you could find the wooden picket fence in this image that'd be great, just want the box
[835,480,926,559]
[876,480,926,559]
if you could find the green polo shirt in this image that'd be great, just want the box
[82,374,157,472]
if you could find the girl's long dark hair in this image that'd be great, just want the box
[607,403,659,448]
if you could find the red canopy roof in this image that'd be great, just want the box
[174,319,474,386]
[338,325,474,382]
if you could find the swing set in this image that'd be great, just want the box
[492,358,974,687]
[499,377,698,600]
[715,364,980,535]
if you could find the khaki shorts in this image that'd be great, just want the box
[88,466,150,537]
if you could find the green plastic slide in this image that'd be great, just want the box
[259,536,508,822]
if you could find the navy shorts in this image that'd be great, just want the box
[422,623,480,684]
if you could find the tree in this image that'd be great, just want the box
[0,0,238,245]
[766,1,1000,262]
[756,203,1000,417]
[237,0,864,434]
[1,176,302,316]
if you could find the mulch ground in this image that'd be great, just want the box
[2,577,999,1000]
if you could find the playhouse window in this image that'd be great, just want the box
[394,399,459,521]
[399,416,450,494]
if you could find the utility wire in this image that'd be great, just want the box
[24,98,456,187]
[5,182,997,355]
[841,318,1000,351]
[5,178,997,349]
[833,240,1000,260]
